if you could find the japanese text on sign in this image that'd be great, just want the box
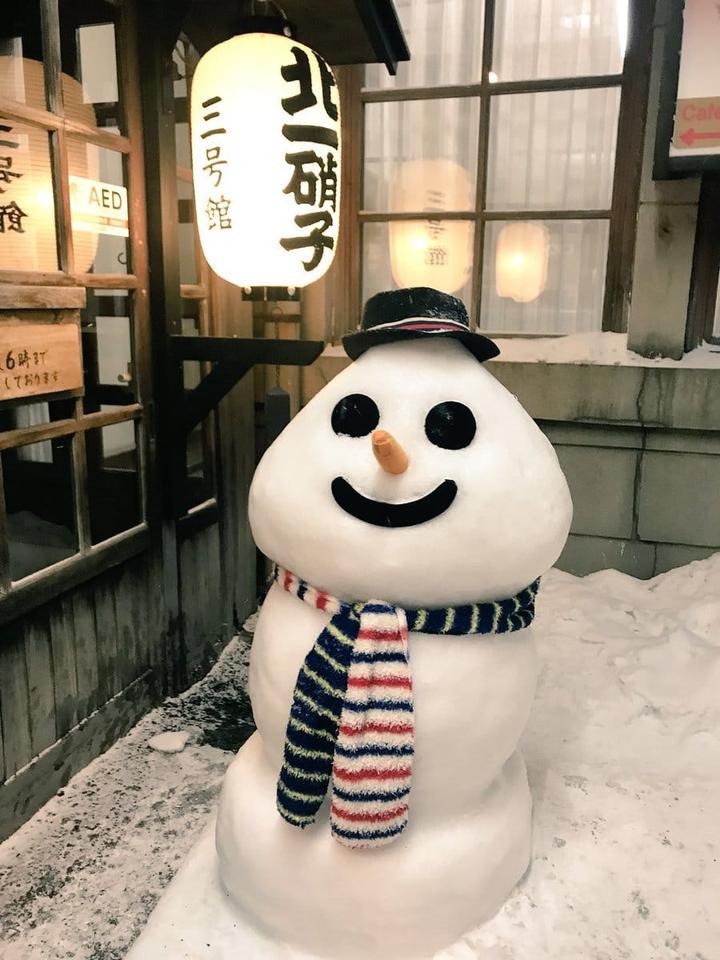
[0,323,83,401]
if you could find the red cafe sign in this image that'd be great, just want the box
[673,97,720,150]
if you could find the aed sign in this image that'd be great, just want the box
[657,0,720,174]
[69,175,129,237]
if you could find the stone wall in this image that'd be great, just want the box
[493,360,720,578]
[542,421,719,578]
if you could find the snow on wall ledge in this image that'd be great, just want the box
[322,333,720,369]
[490,332,720,368]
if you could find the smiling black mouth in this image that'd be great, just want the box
[331,477,458,528]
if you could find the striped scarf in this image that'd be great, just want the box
[274,566,539,849]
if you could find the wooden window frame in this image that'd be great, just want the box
[0,0,152,626]
[353,0,652,337]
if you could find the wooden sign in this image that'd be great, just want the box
[656,0,720,176]
[0,323,83,401]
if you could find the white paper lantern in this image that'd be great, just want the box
[495,222,550,303]
[389,159,473,295]
[0,57,99,272]
[191,30,341,288]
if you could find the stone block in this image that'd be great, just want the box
[628,203,698,360]
[653,542,718,576]
[540,421,643,450]
[556,534,656,579]
[553,445,638,539]
[638,451,720,547]
[645,428,720,455]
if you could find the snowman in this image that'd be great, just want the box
[215,287,572,959]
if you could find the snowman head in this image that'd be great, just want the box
[250,292,572,608]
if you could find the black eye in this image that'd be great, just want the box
[425,401,476,450]
[332,394,380,437]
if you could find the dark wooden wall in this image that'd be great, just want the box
[0,4,258,844]
[0,551,163,840]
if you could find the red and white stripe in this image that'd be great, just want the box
[330,605,414,848]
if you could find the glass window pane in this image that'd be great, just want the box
[0,9,46,108]
[492,0,628,81]
[0,121,58,271]
[69,141,130,274]
[2,436,78,581]
[365,0,485,89]
[364,99,479,211]
[181,310,215,510]
[186,420,215,510]
[0,397,75,435]
[87,419,141,543]
[178,178,198,285]
[60,3,123,133]
[82,289,135,411]
[486,88,620,212]
[363,219,474,305]
[481,219,609,334]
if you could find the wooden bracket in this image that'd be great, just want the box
[169,335,324,434]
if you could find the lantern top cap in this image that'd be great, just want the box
[343,287,500,364]
[231,14,296,39]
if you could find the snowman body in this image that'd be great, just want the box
[215,339,572,959]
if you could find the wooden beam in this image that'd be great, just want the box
[173,338,323,432]
[0,96,132,154]
[170,335,324,364]
[183,362,253,434]
[362,73,625,103]
[0,286,86,310]
[0,405,142,451]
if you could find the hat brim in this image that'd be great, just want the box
[342,327,500,363]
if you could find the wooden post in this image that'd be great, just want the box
[137,0,186,692]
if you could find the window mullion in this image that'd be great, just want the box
[40,0,76,275]
[470,0,496,329]
[72,400,92,554]
[0,456,11,592]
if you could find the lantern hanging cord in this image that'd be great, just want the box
[249,0,289,20]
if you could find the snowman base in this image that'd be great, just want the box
[125,823,512,960]
[127,732,533,960]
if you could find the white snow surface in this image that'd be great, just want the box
[1,557,720,959]
[147,730,193,754]
[321,334,720,368]
[490,331,720,368]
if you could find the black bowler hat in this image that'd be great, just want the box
[342,287,500,363]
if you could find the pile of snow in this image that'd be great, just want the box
[490,331,720,368]
[454,553,720,959]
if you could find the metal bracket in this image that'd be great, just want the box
[169,335,324,434]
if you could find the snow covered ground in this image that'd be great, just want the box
[1,558,719,959]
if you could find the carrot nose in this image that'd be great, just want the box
[372,430,409,475]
